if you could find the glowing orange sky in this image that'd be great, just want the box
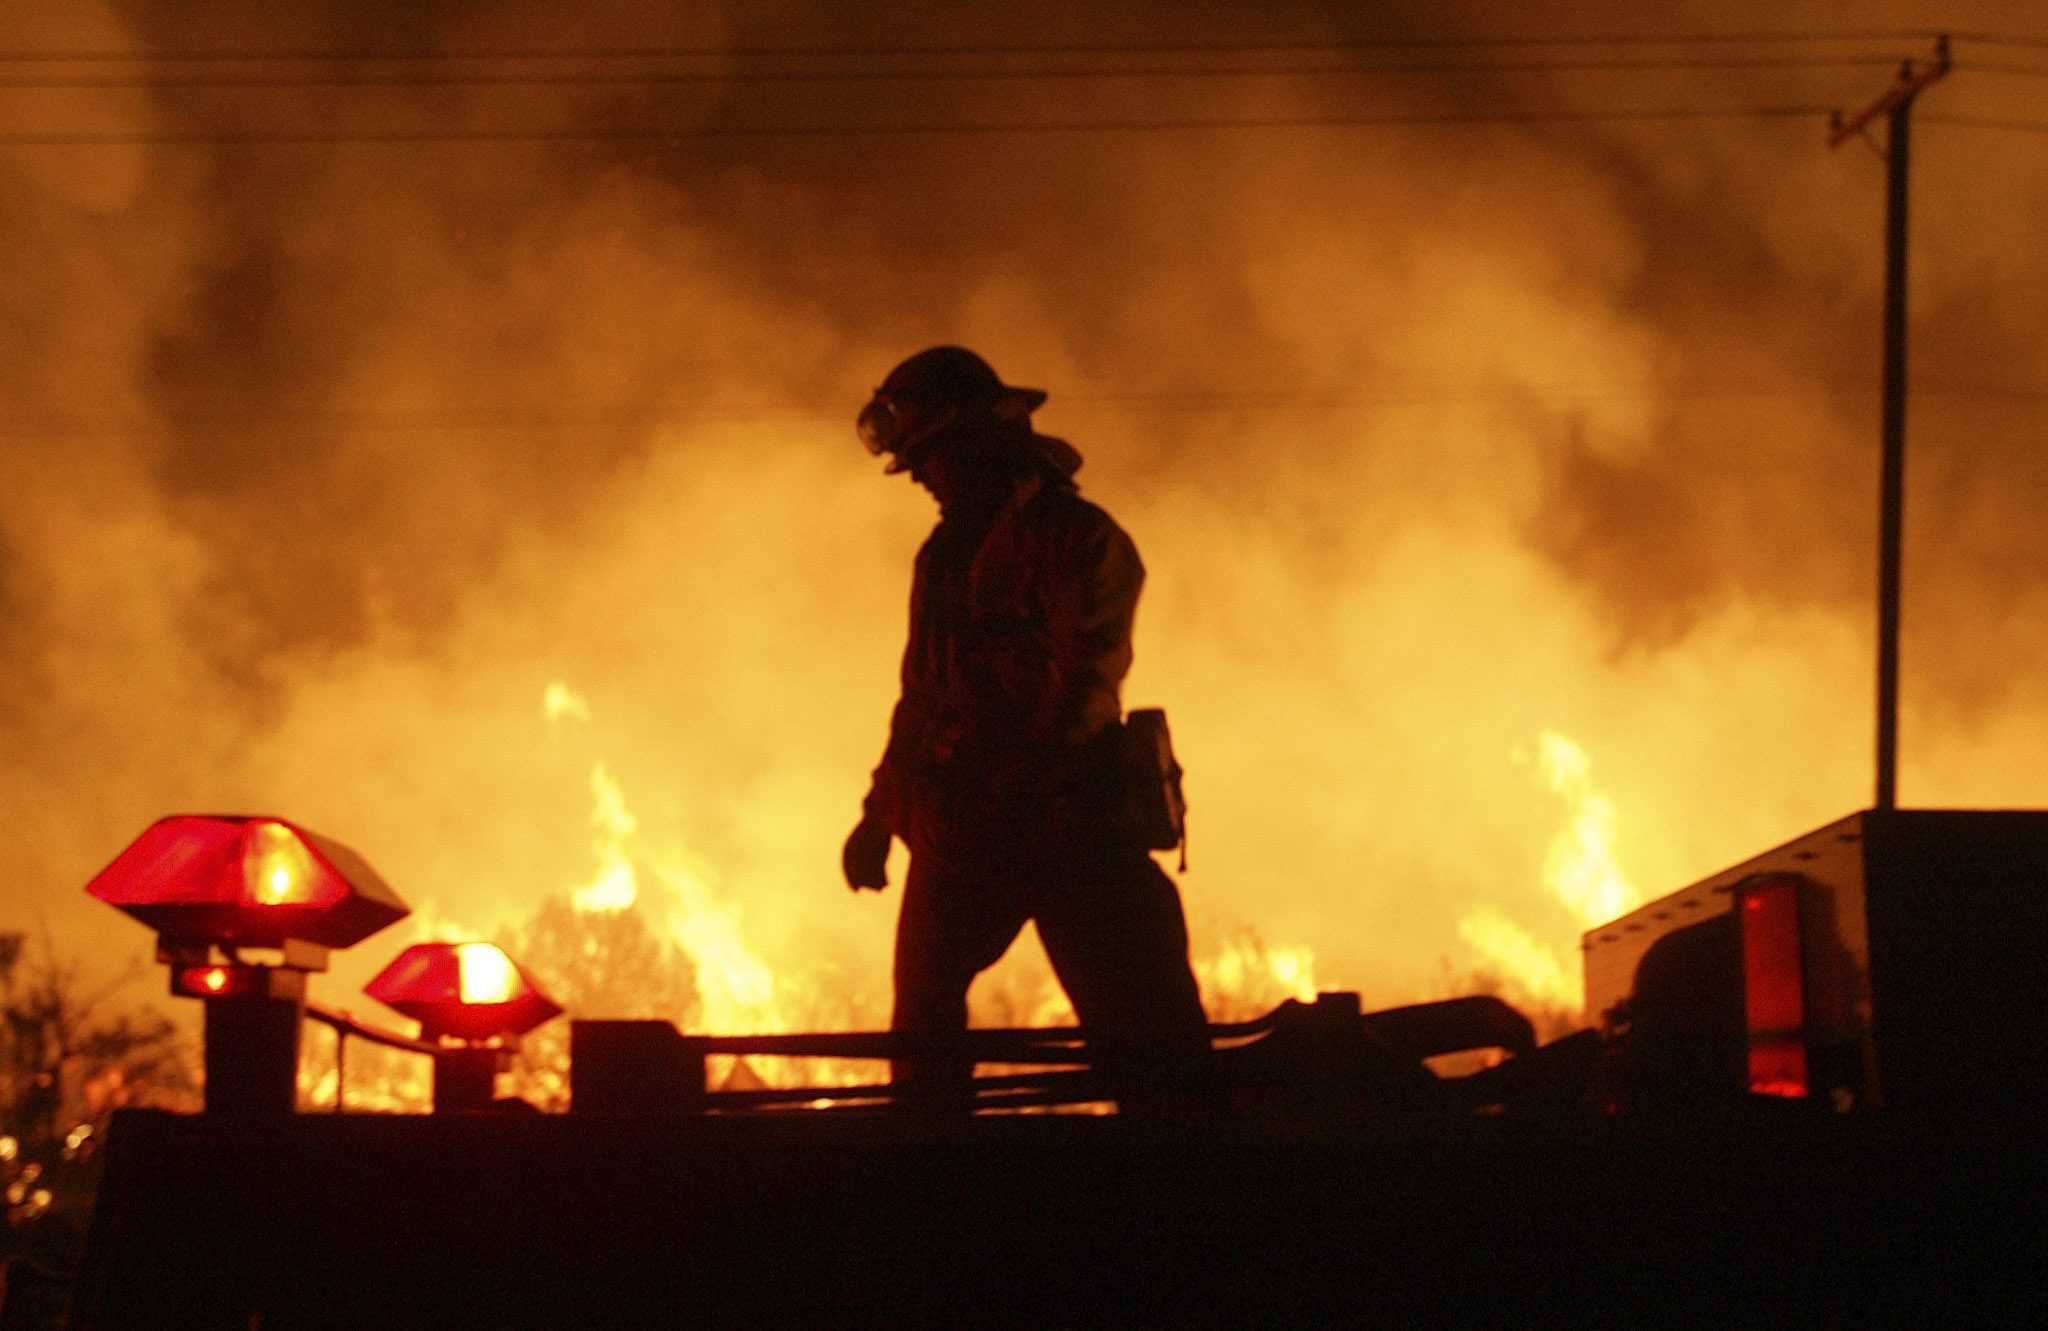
[5,1,2047,1040]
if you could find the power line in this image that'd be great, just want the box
[0,55,1907,90]
[1963,61,2048,78]
[0,31,1955,64]
[1064,384,1890,408]
[1917,383,2048,404]
[28,382,2041,441]
[0,103,1837,147]
[1924,114,2048,133]
[1944,32,2048,51]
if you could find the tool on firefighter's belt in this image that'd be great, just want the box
[1120,707,1187,870]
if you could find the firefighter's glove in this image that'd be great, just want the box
[841,815,893,892]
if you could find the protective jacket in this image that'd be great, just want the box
[864,465,1142,864]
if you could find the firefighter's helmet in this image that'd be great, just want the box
[856,346,1048,473]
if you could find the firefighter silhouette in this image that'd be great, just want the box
[843,346,1208,1106]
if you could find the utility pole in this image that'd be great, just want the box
[1828,36,1949,812]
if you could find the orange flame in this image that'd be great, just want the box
[571,763,641,913]
[1455,908,1578,1013]
[545,680,1324,1047]
[1527,731,1641,928]
[307,680,1338,1111]
[1196,932,1318,1021]
[1457,731,1644,1020]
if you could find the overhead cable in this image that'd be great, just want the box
[41,382,2048,442]
[0,103,1839,147]
[0,31,1957,64]
[0,55,1909,90]
[1924,114,2048,133]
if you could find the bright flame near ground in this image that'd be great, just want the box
[1529,732,1642,927]
[456,942,519,1005]
[1458,731,1646,1020]
[545,681,1324,1047]
[660,861,781,1034]
[308,683,1339,1111]
[552,720,784,1035]
[1456,908,1579,1014]
[1196,932,1319,1021]
[572,764,641,913]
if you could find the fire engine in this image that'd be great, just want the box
[1584,806,2048,1113]
[39,809,2048,1327]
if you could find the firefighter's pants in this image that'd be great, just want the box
[890,834,1209,1108]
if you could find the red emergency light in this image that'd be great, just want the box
[1737,874,1810,1099]
[173,964,268,1000]
[88,814,412,1116]
[365,942,562,1043]
[86,815,410,951]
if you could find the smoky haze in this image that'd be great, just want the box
[5,0,2047,1031]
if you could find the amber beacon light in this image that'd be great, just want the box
[86,814,411,1116]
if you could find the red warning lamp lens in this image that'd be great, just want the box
[365,942,562,1042]
[172,963,264,999]
[86,815,410,949]
[1738,874,1810,1099]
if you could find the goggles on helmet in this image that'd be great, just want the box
[856,393,903,458]
[858,348,1051,471]
[856,392,962,473]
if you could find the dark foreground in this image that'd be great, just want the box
[69,1104,2048,1328]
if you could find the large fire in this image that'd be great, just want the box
[19,11,2048,1128]
[301,689,1648,1111]
[304,682,1334,1110]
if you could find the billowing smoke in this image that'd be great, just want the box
[6,0,2047,1036]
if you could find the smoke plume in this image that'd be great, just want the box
[5,0,2045,1033]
